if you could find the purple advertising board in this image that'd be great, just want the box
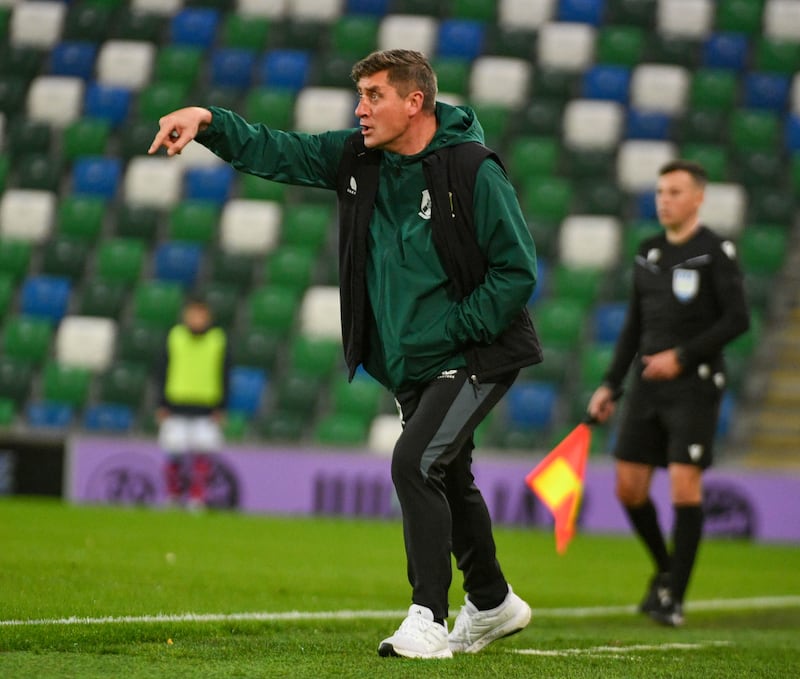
[66,437,800,543]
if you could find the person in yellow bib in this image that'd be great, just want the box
[156,296,231,509]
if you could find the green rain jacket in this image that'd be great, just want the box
[197,102,539,392]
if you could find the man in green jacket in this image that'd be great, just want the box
[150,50,542,659]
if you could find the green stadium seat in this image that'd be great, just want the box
[63,3,113,42]
[681,144,729,182]
[233,327,281,370]
[249,285,298,335]
[645,35,700,68]
[565,149,616,180]
[0,45,43,81]
[154,45,203,84]
[579,344,615,389]
[200,281,238,328]
[118,119,160,159]
[41,236,90,281]
[677,109,728,144]
[62,118,111,160]
[113,8,166,42]
[290,335,342,378]
[168,201,219,244]
[223,411,247,441]
[513,99,564,137]
[432,58,470,97]
[528,218,561,259]
[118,321,167,365]
[754,37,800,75]
[521,176,573,221]
[6,118,51,158]
[332,15,378,58]
[522,345,573,384]
[607,0,656,27]
[791,155,800,194]
[509,136,560,179]
[484,26,536,60]
[315,55,353,89]
[314,413,368,447]
[451,0,495,20]
[239,174,288,202]
[623,220,661,259]
[96,238,146,284]
[211,251,256,290]
[263,246,316,294]
[739,226,788,276]
[0,239,32,282]
[115,204,162,242]
[99,361,149,409]
[2,316,52,364]
[0,75,27,117]
[16,154,62,192]
[729,111,780,152]
[0,9,8,41]
[244,89,294,128]
[748,188,795,224]
[743,272,772,309]
[331,375,382,423]
[534,68,580,102]
[390,0,444,14]
[0,396,14,426]
[531,298,585,350]
[138,82,191,122]
[716,0,764,35]
[282,20,328,52]
[0,274,12,318]
[260,408,306,441]
[576,179,625,217]
[274,373,323,416]
[551,265,606,309]
[0,154,8,191]
[689,69,738,111]
[78,279,128,319]
[596,25,644,66]
[61,184,106,243]
[0,355,34,406]
[221,13,270,50]
[281,204,332,253]
[42,362,92,408]
[735,150,784,189]
[133,281,183,329]
[468,103,512,146]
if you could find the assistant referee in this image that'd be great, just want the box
[588,160,750,626]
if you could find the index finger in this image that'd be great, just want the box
[148,125,175,155]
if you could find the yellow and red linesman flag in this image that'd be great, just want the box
[525,423,591,554]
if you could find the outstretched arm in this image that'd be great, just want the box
[148,107,213,156]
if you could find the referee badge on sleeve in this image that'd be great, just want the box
[672,268,699,302]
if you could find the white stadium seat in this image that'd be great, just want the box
[698,183,748,239]
[220,199,282,255]
[0,189,56,244]
[368,414,403,456]
[656,0,714,39]
[299,285,341,339]
[124,157,183,208]
[763,0,800,41]
[630,64,690,115]
[288,0,342,21]
[498,0,556,30]
[131,0,184,15]
[96,41,156,91]
[559,215,622,270]
[537,22,596,72]
[469,57,532,108]
[10,1,65,48]
[378,15,438,55]
[563,99,625,150]
[617,140,677,192]
[26,76,84,127]
[236,0,286,18]
[791,73,800,115]
[173,141,224,169]
[295,88,356,133]
[56,316,117,372]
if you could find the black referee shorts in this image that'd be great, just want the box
[614,365,725,470]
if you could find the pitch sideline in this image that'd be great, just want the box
[1,595,799,627]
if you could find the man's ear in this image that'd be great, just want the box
[406,90,425,116]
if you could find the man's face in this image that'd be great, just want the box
[183,304,211,333]
[655,170,704,231]
[355,70,417,153]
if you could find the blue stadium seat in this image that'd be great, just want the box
[558,0,606,26]
[84,82,132,128]
[210,48,257,90]
[258,50,311,92]
[153,242,203,287]
[184,165,234,204]
[785,114,800,153]
[634,190,658,219]
[592,301,628,344]
[716,391,735,438]
[506,381,558,431]
[743,73,790,112]
[228,366,267,417]
[702,33,749,70]
[625,109,672,139]
[72,156,122,198]
[346,0,390,15]
[582,65,631,102]
[529,256,548,305]
[84,403,134,432]
[50,42,97,79]
[437,20,485,61]
[27,402,73,429]
[171,9,220,48]
[20,276,71,323]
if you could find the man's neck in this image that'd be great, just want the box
[665,218,700,245]
[387,115,438,155]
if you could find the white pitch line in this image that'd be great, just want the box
[1,595,799,628]
[514,641,733,657]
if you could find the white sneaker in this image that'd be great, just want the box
[448,586,531,654]
[378,604,453,659]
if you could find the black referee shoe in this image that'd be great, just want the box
[639,573,672,615]
[649,600,685,628]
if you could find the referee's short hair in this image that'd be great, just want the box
[659,159,708,187]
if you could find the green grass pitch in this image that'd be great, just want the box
[1,498,799,678]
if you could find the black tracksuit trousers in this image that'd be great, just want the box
[392,367,517,620]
